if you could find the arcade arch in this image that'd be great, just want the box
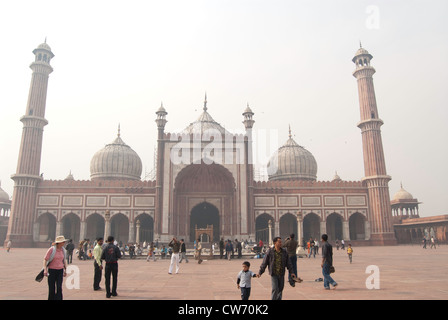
[326,212,343,241]
[61,213,80,243]
[135,213,154,243]
[303,212,320,243]
[37,212,56,242]
[279,213,297,239]
[86,213,105,241]
[349,212,366,240]
[110,213,129,244]
[255,213,273,244]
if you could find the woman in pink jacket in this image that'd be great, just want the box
[43,236,68,300]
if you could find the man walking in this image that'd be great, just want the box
[93,237,104,291]
[196,238,203,264]
[225,239,233,261]
[321,234,337,290]
[168,237,181,274]
[101,236,122,298]
[283,233,299,287]
[219,238,225,259]
[179,239,189,263]
[257,237,296,300]
[236,239,242,259]
[65,240,74,264]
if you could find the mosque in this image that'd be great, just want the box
[2,42,447,248]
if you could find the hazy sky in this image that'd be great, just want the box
[0,0,447,217]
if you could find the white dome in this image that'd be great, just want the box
[0,182,10,202]
[393,185,414,201]
[90,133,142,181]
[267,136,317,181]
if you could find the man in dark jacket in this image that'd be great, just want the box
[65,240,75,264]
[219,238,225,259]
[225,240,233,261]
[101,236,122,298]
[258,237,296,300]
[283,233,299,287]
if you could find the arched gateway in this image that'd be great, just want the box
[173,163,236,242]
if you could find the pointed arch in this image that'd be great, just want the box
[61,213,81,243]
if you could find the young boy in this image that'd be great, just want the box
[347,244,353,263]
[237,261,257,300]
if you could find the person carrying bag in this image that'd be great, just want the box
[37,236,68,300]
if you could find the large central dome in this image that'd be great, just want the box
[90,129,142,181]
[267,132,317,181]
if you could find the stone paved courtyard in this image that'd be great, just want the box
[0,244,447,300]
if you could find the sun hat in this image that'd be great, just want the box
[52,235,68,245]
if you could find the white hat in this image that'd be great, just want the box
[52,236,68,245]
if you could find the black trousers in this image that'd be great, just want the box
[93,261,102,290]
[48,268,64,300]
[105,263,118,296]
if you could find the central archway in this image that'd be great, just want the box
[174,163,236,241]
[190,202,219,242]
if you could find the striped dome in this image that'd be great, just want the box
[267,136,317,181]
[90,131,142,181]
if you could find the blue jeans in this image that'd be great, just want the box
[322,263,337,289]
[308,247,315,258]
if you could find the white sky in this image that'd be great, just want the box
[0,0,447,217]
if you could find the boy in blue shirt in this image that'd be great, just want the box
[237,261,258,300]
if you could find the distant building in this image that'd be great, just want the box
[0,182,11,244]
[3,42,445,248]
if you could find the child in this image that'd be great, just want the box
[237,261,257,300]
[347,244,353,263]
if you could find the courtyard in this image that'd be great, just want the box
[0,244,446,300]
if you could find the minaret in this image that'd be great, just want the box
[5,42,54,247]
[352,45,396,245]
[154,102,168,239]
[243,103,255,236]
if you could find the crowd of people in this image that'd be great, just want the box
[41,233,353,300]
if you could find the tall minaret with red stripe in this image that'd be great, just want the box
[5,41,54,247]
[352,45,396,245]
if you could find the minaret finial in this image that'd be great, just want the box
[288,124,292,138]
[359,40,362,48]
[117,123,121,137]
[203,92,207,112]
